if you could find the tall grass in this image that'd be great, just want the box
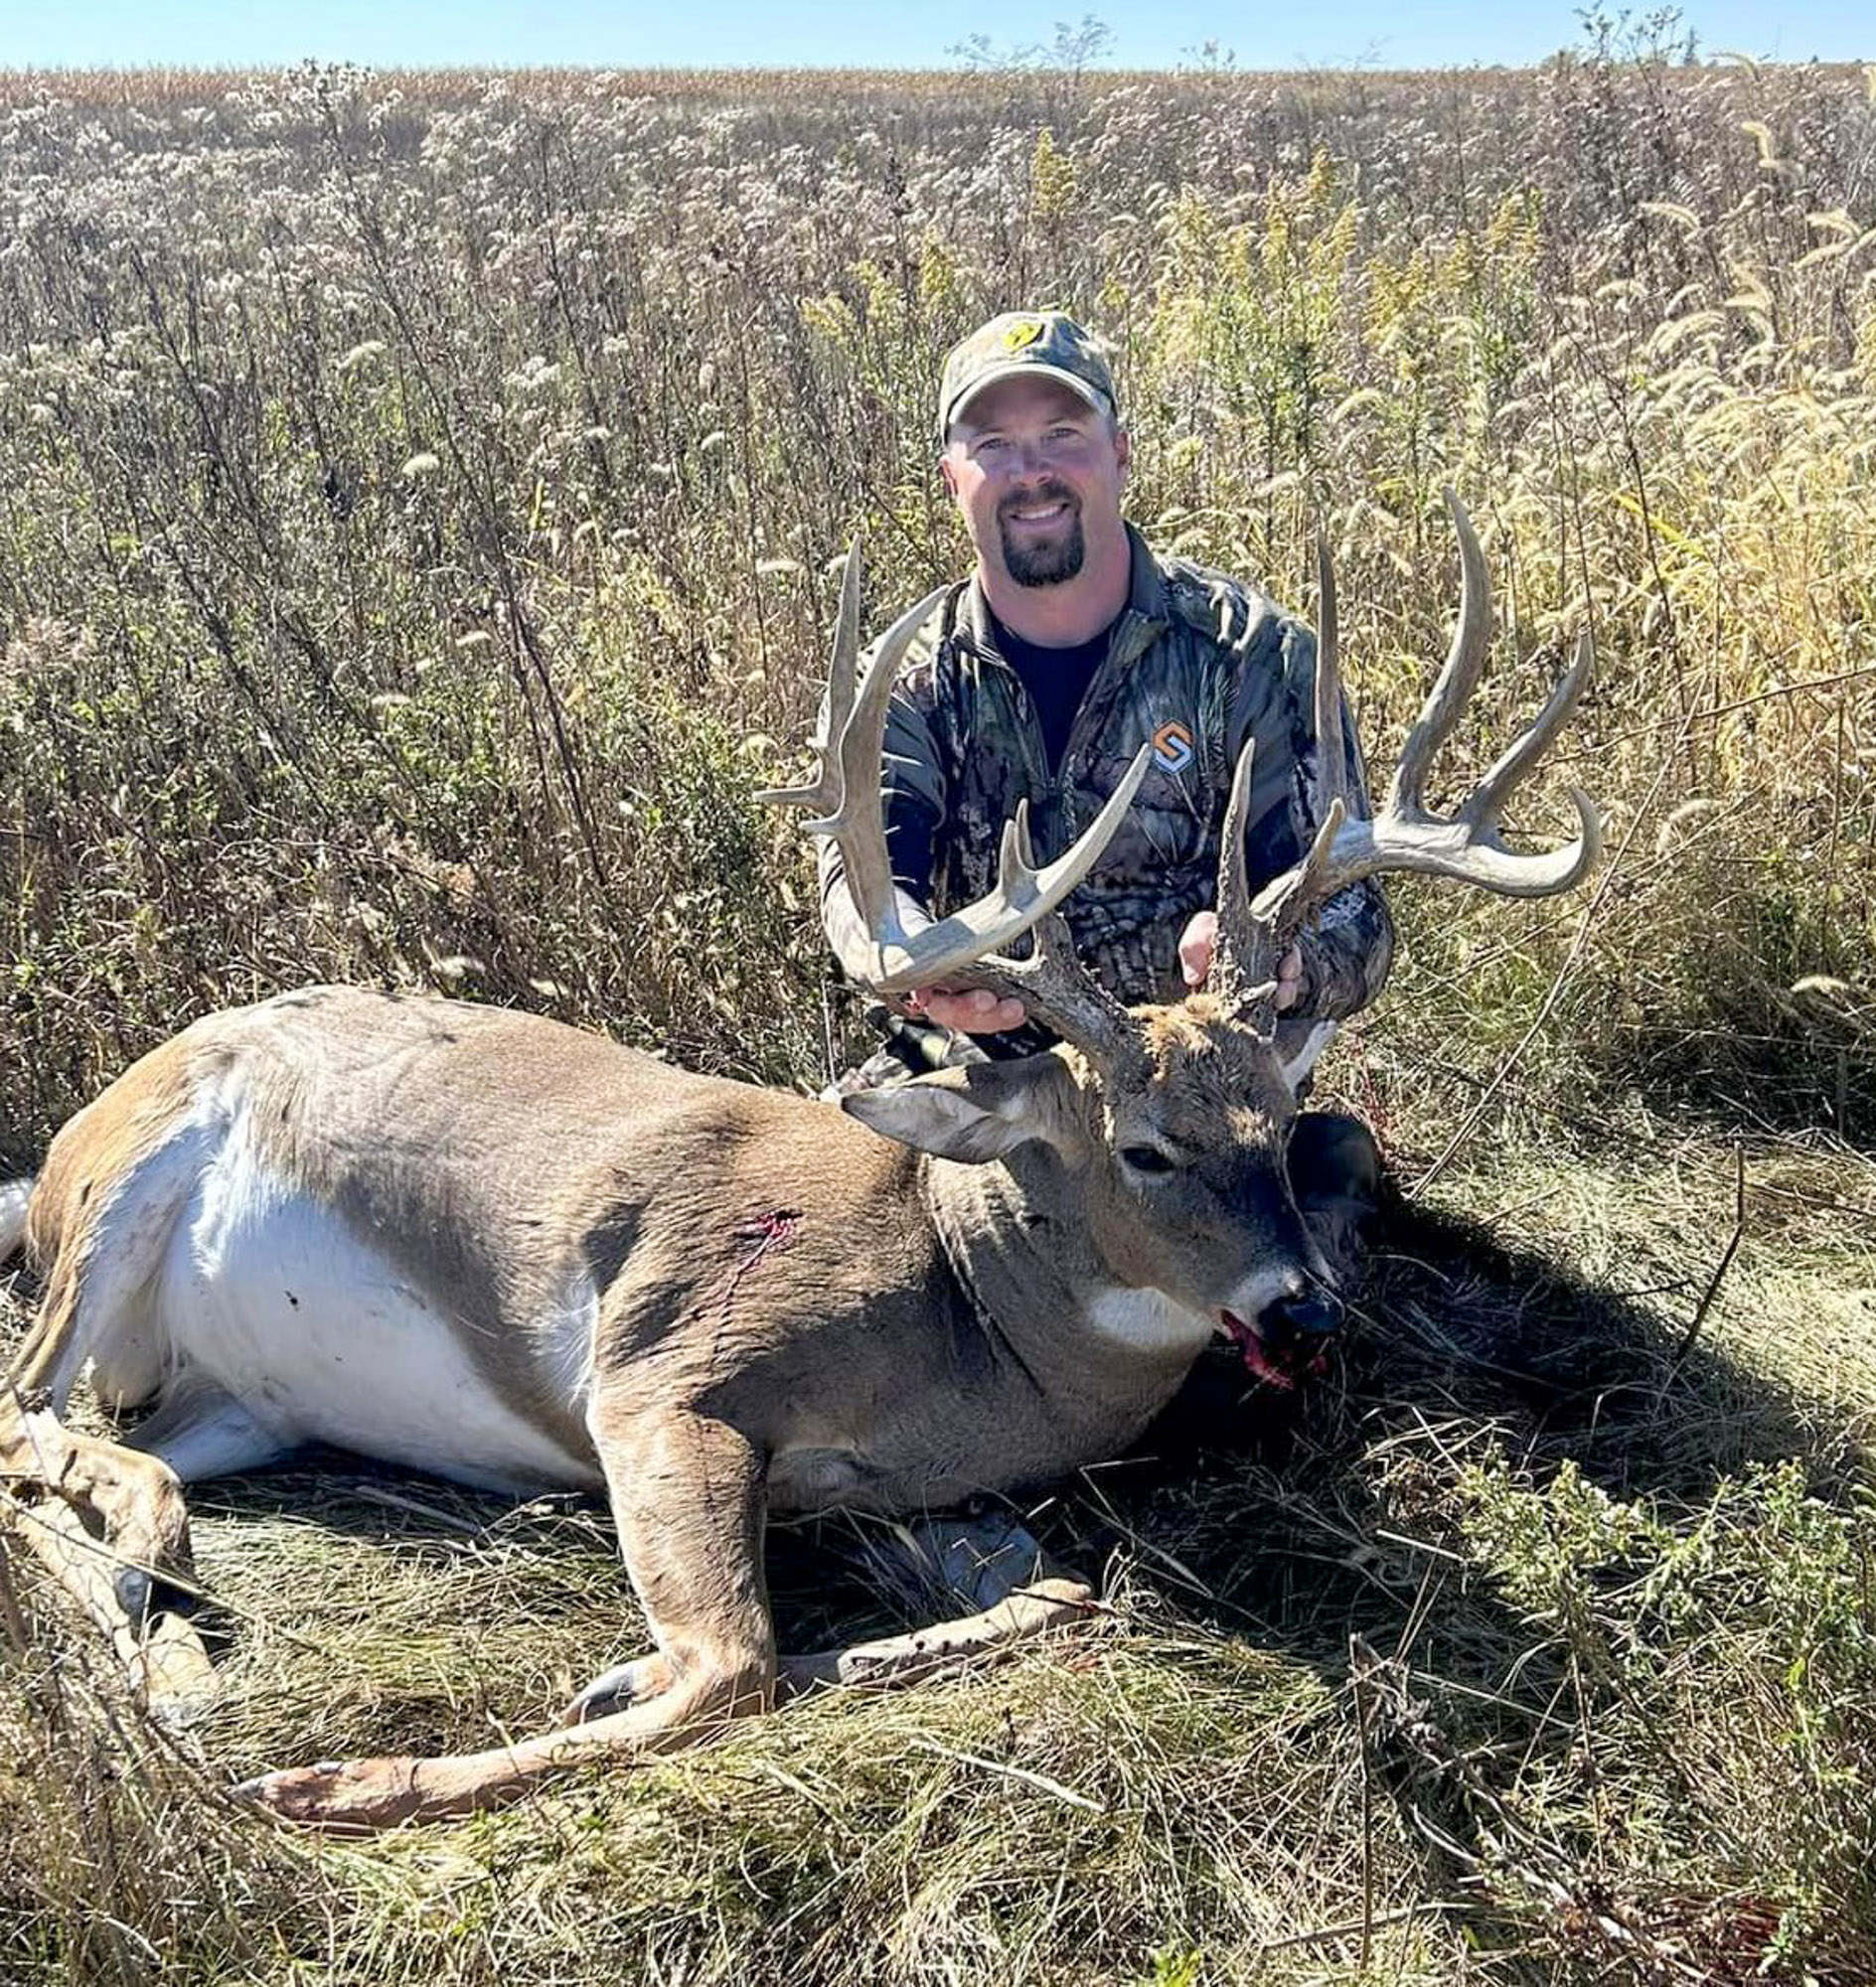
[0,57,1870,1143]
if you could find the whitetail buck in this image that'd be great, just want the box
[0,492,1597,1831]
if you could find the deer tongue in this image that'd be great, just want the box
[1219,1310,1297,1390]
[1219,1309,1335,1389]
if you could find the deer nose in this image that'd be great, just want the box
[1265,1290,1344,1341]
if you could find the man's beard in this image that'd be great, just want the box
[999,487,1086,587]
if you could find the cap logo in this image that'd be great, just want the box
[1001,317,1047,352]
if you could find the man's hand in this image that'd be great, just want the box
[902,987,1028,1033]
[1177,910,1302,1011]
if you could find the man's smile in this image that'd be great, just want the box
[1002,490,1078,529]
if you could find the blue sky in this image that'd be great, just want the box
[0,0,1865,72]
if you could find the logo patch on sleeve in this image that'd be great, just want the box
[1151,719,1195,775]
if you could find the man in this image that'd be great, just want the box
[822,311,1393,1149]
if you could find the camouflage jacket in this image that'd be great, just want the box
[820,527,1393,1047]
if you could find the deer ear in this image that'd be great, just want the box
[841,1056,1082,1165]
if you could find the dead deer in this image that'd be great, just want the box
[0,491,1597,1831]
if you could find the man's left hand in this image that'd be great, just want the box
[900,986,1028,1033]
[1177,910,1302,1011]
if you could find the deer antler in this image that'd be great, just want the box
[1209,488,1602,1030]
[763,540,1149,1068]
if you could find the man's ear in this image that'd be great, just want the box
[938,452,960,501]
[842,1056,1083,1165]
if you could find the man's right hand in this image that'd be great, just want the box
[901,987,1028,1033]
[1179,909,1303,1010]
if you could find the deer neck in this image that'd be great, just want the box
[920,1149,1213,1425]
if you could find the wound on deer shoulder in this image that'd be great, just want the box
[733,1208,804,1257]
[708,1210,806,1330]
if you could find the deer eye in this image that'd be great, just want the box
[1120,1144,1178,1176]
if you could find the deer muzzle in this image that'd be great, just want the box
[1220,1286,1343,1389]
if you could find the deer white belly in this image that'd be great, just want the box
[159,1125,601,1494]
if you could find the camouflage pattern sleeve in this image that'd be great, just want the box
[817,642,947,982]
[1228,615,1395,1023]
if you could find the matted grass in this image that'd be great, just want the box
[5,1108,1872,1984]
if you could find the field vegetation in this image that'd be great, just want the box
[1,39,1874,1985]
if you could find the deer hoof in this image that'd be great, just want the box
[111,1564,155,1624]
[564,1651,675,1725]
[233,1755,432,1832]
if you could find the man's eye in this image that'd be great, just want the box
[1121,1145,1176,1175]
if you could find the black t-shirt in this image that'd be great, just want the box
[993,611,1112,776]
[886,611,1118,895]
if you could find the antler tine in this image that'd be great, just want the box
[1211,531,1351,1020]
[1213,782,1350,1031]
[956,807,1142,1068]
[1462,625,1594,828]
[1209,734,1287,1012]
[756,537,866,821]
[1250,797,1348,937]
[1210,496,1601,1035]
[1385,486,1492,823]
[855,741,1154,994]
[826,535,864,749]
[1313,528,1348,820]
[1209,732,1258,989]
[820,585,951,942]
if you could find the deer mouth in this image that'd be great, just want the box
[1219,1308,1333,1389]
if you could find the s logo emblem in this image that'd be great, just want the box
[1151,720,1195,775]
[1002,317,1046,351]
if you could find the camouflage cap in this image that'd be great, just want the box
[937,311,1119,441]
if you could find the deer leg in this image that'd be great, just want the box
[771,1575,1097,1699]
[569,1509,1083,1719]
[2,1374,298,1715]
[1,1401,189,1610]
[766,1509,1095,1694]
[127,1381,296,1485]
[236,1405,774,1830]
[0,1396,217,1710]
